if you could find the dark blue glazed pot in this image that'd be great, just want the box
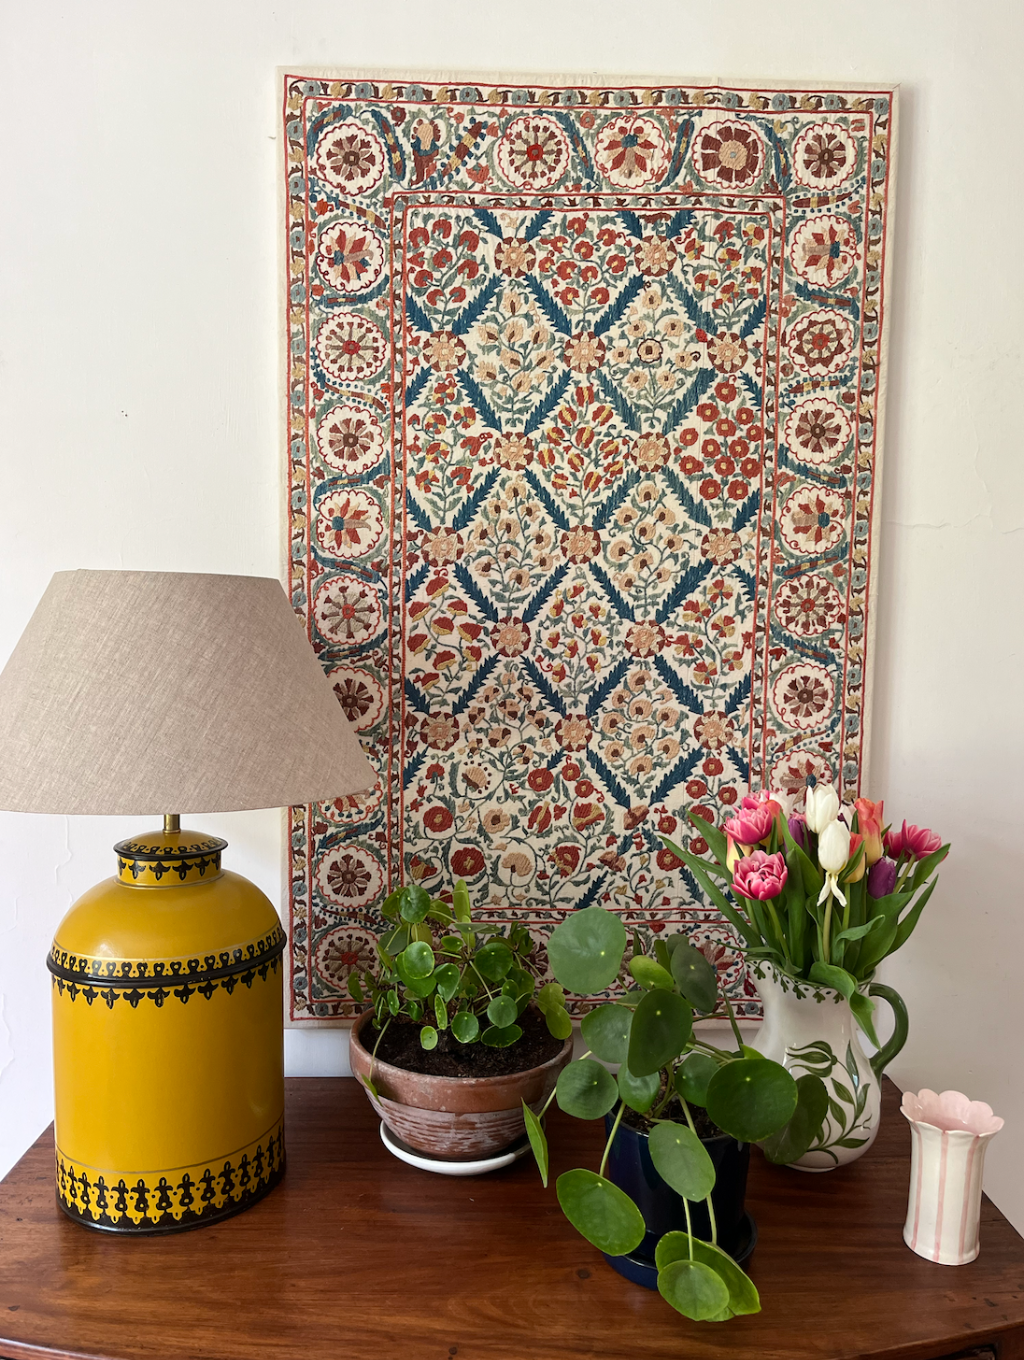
[601,1114,755,1289]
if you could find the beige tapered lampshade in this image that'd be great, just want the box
[0,570,375,814]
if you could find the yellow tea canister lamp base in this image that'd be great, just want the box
[49,820,285,1234]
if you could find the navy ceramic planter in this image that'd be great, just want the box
[601,1114,756,1289]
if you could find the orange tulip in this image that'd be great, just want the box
[854,797,885,865]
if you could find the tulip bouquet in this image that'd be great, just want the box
[663,785,948,1043]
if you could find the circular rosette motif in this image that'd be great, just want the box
[329,665,385,730]
[634,235,678,278]
[313,119,387,194]
[316,312,387,383]
[313,573,384,646]
[700,528,742,565]
[563,331,606,374]
[773,573,845,637]
[420,526,465,566]
[422,803,457,839]
[770,748,834,799]
[556,714,594,752]
[624,621,666,658]
[494,237,537,278]
[694,710,737,751]
[789,215,859,288]
[315,220,385,293]
[707,332,749,374]
[491,617,531,658]
[448,843,488,881]
[693,119,765,188]
[316,404,385,475]
[785,308,855,376]
[495,114,571,189]
[784,396,853,466]
[771,662,836,732]
[421,330,466,372]
[313,926,378,996]
[780,485,847,554]
[420,711,460,751]
[492,432,534,470]
[319,782,385,827]
[630,433,671,472]
[315,489,384,560]
[595,115,671,187]
[315,843,384,911]
[560,526,601,563]
[793,121,857,190]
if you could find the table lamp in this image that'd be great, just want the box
[0,570,374,1234]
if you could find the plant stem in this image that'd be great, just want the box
[692,1038,732,1059]
[683,1195,694,1261]
[651,1065,676,1118]
[369,1017,391,1087]
[599,1100,626,1179]
[705,1192,718,1248]
[822,894,834,963]
[722,994,745,1052]
[468,961,495,999]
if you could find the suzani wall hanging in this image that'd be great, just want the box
[282,72,897,1022]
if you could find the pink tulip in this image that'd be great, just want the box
[732,849,788,900]
[885,820,942,861]
[724,803,776,845]
[741,790,783,817]
[854,797,885,865]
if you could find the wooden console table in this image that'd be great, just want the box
[1,1077,1022,1360]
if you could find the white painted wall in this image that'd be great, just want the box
[1,0,1022,1227]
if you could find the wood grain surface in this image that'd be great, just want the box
[1,1077,1022,1360]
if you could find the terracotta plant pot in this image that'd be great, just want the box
[349,1008,573,1160]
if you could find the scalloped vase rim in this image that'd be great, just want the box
[901,1088,1004,1138]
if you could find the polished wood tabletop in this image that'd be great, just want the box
[0,1076,1022,1360]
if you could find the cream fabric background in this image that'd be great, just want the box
[0,0,1021,1231]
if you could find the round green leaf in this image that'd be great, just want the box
[543,1004,573,1041]
[403,973,437,998]
[705,1058,798,1143]
[347,972,364,1002]
[438,935,463,955]
[434,994,448,1030]
[474,940,514,982]
[617,1063,659,1114]
[627,989,692,1078]
[451,1010,479,1044]
[381,924,410,956]
[536,981,566,1015]
[409,922,433,945]
[580,1003,632,1064]
[669,942,718,1013]
[555,1169,645,1256]
[648,1122,715,1201]
[675,1052,718,1107]
[480,1023,522,1048]
[487,994,517,1028]
[399,884,433,923]
[556,1059,618,1120]
[419,1025,438,1051]
[655,1233,760,1319]
[658,1258,730,1322]
[548,907,627,995]
[399,941,435,980]
[628,955,675,990]
[762,1073,829,1166]
[433,963,460,1003]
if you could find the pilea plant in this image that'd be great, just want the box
[348,879,572,1062]
[522,906,828,1323]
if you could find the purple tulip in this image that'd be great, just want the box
[867,856,897,899]
[788,814,808,850]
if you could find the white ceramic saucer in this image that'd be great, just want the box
[378,1120,533,1176]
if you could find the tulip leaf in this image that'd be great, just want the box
[451,1010,479,1044]
[487,995,517,1029]
[655,1233,761,1318]
[890,878,939,956]
[556,1059,619,1120]
[911,843,950,891]
[675,1052,718,1107]
[648,1122,715,1201]
[474,940,514,982]
[398,884,433,923]
[628,955,676,990]
[808,962,856,1000]
[617,1063,660,1114]
[580,1003,632,1064]
[762,1074,829,1164]
[682,813,729,868]
[705,1058,798,1143]
[556,1169,646,1256]
[658,1259,730,1322]
[669,941,718,1013]
[849,991,881,1049]
[522,1100,549,1187]
[548,906,627,995]
[832,918,883,946]
[627,988,692,1078]
[671,846,760,948]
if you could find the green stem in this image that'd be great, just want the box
[683,1195,694,1260]
[705,1192,718,1248]
[763,898,792,969]
[599,1101,627,1179]
[468,961,495,1000]
[722,995,745,1052]
[692,1038,733,1059]
[651,1065,677,1119]
[822,891,834,963]
[369,1017,391,1088]
[678,1094,717,1247]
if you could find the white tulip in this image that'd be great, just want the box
[817,819,852,874]
[804,783,840,834]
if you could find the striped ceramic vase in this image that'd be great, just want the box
[901,1089,1004,1266]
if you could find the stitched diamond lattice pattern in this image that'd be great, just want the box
[283,75,896,1022]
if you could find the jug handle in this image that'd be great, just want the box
[867,983,909,1081]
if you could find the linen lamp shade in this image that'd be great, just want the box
[0,569,374,813]
[0,569,377,1234]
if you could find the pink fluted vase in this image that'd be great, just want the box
[901,1089,1004,1266]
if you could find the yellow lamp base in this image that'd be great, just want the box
[48,826,285,1234]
